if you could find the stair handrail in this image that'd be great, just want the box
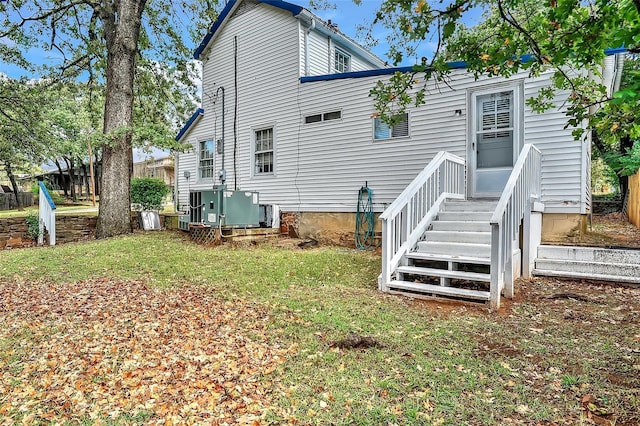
[489,144,541,308]
[379,151,466,290]
[38,181,56,246]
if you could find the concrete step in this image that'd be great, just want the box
[535,259,640,278]
[397,265,491,282]
[442,200,498,212]
[537,245,640,264]
[532,269,640,284]
[405,251,492,265]
[437,211,493,222]
[416,241,491,258]
[431,220,491,232]
[423,230,491,244]
[387,280,490,301]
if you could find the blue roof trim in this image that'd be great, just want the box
[604,47,627,55]
[175,108,204,141]
[300,61,468,83]
[194,0,304,59]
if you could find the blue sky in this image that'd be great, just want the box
[2,0,483,162]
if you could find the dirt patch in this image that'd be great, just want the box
[575,212,640,248]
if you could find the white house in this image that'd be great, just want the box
[175,0,624,307]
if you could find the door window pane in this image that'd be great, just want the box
[476,92,513,168]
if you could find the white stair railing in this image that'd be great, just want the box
[489,144,541,309]
[379,152,466,290]
[38,182,56,246]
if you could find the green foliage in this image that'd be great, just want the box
[591,157,618,194]
[130,177,170,211]
[370,0,640,143]
[24,212,40,241]
[30,182,63,205]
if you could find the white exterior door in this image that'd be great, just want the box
[470,87,522,198]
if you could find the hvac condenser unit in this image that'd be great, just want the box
[187,186,260,227]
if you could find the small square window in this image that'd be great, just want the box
[334,48,350,73]
[373,113,409,140]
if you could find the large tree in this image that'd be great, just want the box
[368,0,640,144]
[1,1,216,238]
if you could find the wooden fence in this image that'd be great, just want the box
[629,171,640,228]
[0,192,34,211]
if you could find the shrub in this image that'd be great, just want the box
[25,212,40,241]
[31,182,63,205]
[131,177,170,211]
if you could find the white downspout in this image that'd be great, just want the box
[304,19,315,76]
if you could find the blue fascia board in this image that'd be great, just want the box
[175,108,205,141]
[300,61,468,83]
[604,47,628,55]
[194,0,304,59]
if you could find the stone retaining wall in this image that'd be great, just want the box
[0,215,98,249]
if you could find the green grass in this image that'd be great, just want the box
[1,232,638,425]
[0,203,97,218]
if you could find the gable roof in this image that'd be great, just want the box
[175,108,204,142]
[193,0,385,67]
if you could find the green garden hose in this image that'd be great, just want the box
[355,185,377,250]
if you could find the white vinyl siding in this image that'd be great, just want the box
[303,28,384,77]
[177,1,590,216]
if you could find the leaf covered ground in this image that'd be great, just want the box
[0,279,291,425]
[0,232,639,425]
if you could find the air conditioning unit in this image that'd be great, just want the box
[187,185,260,227]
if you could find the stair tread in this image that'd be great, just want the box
[532,269,640,284]
[397,265,491,282]
[406,252,491,264]
[388,280,491,301]
[420,241,490,247]
[536,258,640,268]
[426,230,490,235]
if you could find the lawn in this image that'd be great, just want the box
[1,232,638,425]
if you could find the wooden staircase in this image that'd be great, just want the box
[379,146,542,310]
[388,200,498,303]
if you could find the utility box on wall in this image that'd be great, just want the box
[188,186,260,227]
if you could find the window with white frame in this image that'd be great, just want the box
[198,140,215,179]
[254,128,274,175]
[334,48,351,73]
[373,113,409,140]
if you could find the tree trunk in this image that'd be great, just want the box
[95,0,146,239]
[4,161,23,211]
[81,163,88,199]
[54,159,68,197]
[94,152,100,197]
[64,156,77,202]
[618,135,634,211]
